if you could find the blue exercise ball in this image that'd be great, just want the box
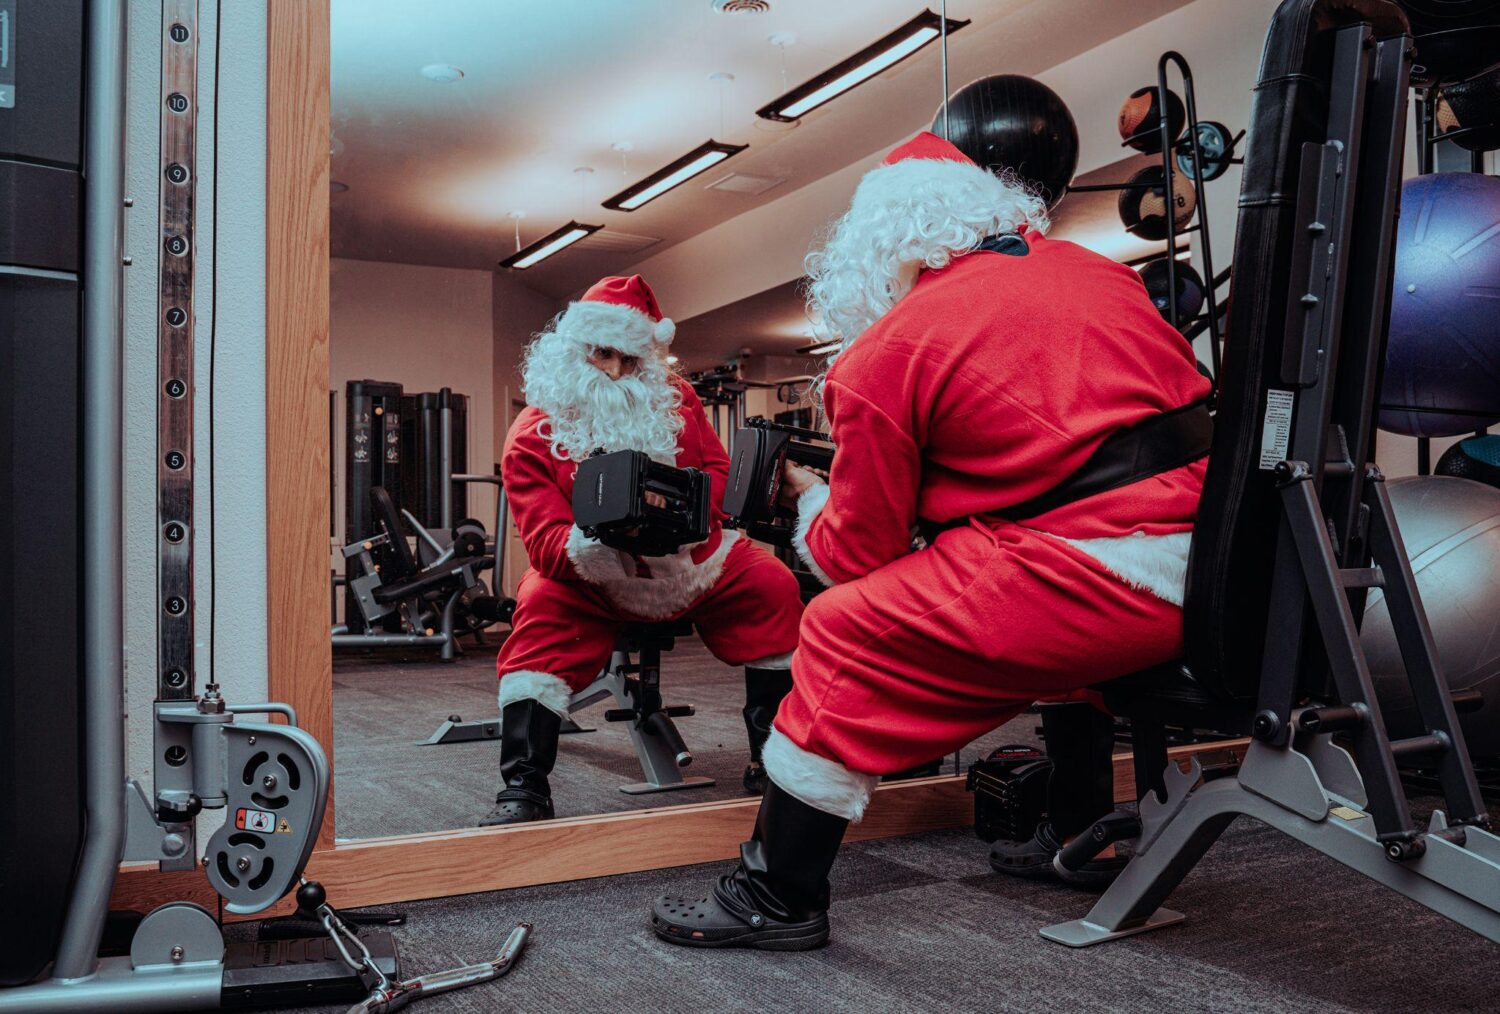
[1379,173,1500,438]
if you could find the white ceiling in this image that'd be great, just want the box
[329,0,1191,299]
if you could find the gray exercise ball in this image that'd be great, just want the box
[1364,476,1500,760]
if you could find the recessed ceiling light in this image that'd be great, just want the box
[419,63,464,82]
[330,180,349,194]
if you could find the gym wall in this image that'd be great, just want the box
[121,0,269,791]
[328,258,497,553]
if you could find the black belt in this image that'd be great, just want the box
[917,398,1213,540]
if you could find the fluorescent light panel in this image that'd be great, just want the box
[603,140,748,212]
[757,10,969,123]
[500,220,602,270]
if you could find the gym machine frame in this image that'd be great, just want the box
[0,5,528,1010]
[1043,5,1500,948]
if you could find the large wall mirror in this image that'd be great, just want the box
[318,0,1223,851]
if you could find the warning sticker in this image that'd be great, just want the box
[235,807,275,833]
[277,818,292,834]
[1329,805,1366,821]
[1259,389,1295,469]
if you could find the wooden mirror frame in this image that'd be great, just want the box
[114,0,1242,918]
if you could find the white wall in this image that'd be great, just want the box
[329,259,498,558]
[122,2,268,789]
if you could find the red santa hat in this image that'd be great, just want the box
[880,130,976,167]
[553,274,675,357]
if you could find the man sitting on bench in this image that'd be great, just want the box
[650,132,1212,950]
[482,275,804,825]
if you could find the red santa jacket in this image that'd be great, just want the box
[502,376,740,619]
[795,230,1212,604]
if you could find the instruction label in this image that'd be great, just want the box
[1259,389,1295,469]
[235,807,275,833]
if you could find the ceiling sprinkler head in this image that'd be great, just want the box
[419,63,464,82]
[712,0,772,14]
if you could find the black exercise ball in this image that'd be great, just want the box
[1138,256,1205,325]
[1365,476,1500,760]
[1378,173,1500,438]
[1118,165,1196,241]
[1396,1,1500,82]
[1117,86,1186,154]
[938,74,1080,210]
[1436,66,1500,151]
[1437,434,1500,487]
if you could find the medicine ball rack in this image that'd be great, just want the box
[1070,52,1242,389]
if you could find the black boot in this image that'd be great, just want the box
[652,783,847,950]
[989,702,1123,888]
[479,700,560,826]
[741,666,794,795]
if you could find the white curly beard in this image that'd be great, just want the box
[520,328,683,464]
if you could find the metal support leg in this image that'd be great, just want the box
[1043,740,1500,947]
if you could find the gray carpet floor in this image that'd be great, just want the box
[248,818,1500,1014]
[325,638,1500,1012]
[332,635,1030,840]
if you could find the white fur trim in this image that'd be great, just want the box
[858,154,1049,229]
[498,669,574,717]
[566,524,635,584]
[591,530,741,620]
[763,726,878,822]
[791,482,836,587]
[745,651,793,670]
[654,317,675,343]
[556,300,663,357]
[1062,530,1192,607]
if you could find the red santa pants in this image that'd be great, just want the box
[769,522,1184,819]
[497,540,803,702]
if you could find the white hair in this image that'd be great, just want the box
[804,156,1050,380]
[520,320,683,464]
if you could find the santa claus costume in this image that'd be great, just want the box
[483,275,804,826]
[651,133,1211,950]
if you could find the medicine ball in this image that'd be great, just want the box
[1117,86,1186,154]
[1379,173,1500,438]
[1437,434,1500,488]
[939,74,1080,210]
[1118,165,1196,241]
[1138,256,1205,325]
[1364,476,1500,760]
[1396,1,1500,82]
[1435,66,1500,151]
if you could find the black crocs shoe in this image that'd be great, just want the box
[989,822,1126,890]
[651,878,830,951]
[651,784,847,951]
[479,788,554,826]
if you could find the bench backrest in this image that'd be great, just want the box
[1183,0,1412,699]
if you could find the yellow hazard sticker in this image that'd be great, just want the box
[1329,805,1366,821]
[277,818,292,834]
